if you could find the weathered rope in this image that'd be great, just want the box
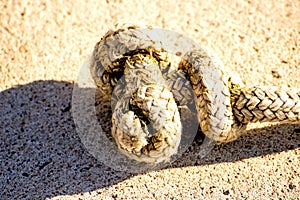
[231,86,300,124]
[90,24,300,163]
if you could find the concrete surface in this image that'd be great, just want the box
[1,0,300,199]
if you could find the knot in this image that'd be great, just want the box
[111,53,182,163]
[90,24,300,164]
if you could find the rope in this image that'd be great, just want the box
[90,24,300,163]
[231,86,300,124]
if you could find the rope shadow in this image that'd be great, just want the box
[0,81,131,200]
[172,123,300,168]
[1,80,299,199]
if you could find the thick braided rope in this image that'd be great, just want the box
[91,24,300,163]
[178,50,244,142]
[231,86,300,124]
[111,53,182,163]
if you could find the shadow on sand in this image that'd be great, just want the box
[1,80,299,199]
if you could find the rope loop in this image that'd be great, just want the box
[90,24,300,163]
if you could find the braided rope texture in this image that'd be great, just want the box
[90,24,300,163]
[232,86,300,124]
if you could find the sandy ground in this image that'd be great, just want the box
[1,0,300,199]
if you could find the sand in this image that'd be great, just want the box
[1,0,300,199]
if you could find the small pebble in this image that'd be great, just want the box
[271,70,282,79]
